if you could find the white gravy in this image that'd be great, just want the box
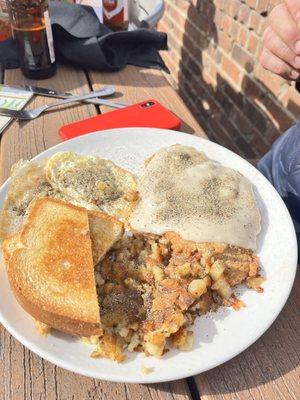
[130,145,261,250]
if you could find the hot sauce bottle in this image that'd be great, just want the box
[103,0,128,30]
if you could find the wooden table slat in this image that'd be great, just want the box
[88,66,205,136]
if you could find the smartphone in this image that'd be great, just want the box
[59,99,181,141]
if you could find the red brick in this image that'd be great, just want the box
[229,19,240,40]
[264,95,296,131]
[238,4,251,23]
[202,69,215,86]
[285,89,300,118]
[232,43,254,72]
[229,0,240,19]
[215,50,223,65]
[166,0,190,13]
[225,78,269,132]
[214,9,223,27]
[254,65,285,95]
[237,26,249,45]
[244,100,269,133]
[209,63,218,82]
[222,1,231,14]
[221,55,242,85]
[203,0,215,19]
[188,4,208,33]
[235,136,258,158]
[182,35,194,56]
[202,51,211,69]
[209,115,242,154]
[230,108,256,141]
[265,123,285,143]
[214,0,225,11]
[221,14,232,36]
[250,131,273,155]
[247,33,260,56]
[246,0,257,8]
[248,10,264,34]
[255,0,270,14]
[218,31,233,52]
[242,75,266,102]
[167,4,187,30]
[258,17,268,36]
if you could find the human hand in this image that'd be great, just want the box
[260,0,300,80]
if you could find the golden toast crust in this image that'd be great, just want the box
[6,198,102,336]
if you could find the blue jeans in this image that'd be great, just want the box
[257,123,300,256]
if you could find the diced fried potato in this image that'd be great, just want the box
[95,271,105,286]
[192,290,218,314]
[249,257,259,277]
[103,282,117,295]
[34,319,51,336]
[188,276,211,298]
[210,260,225,281]
[118,327,130,338]
[150,242,162,263]
[224,268,247,286]
[152,265,164,282]
[161,312,186,335]
[171,327,193,351]
[141,366,153,375]
[201,250,214,266]
[144,332,166,357]
[211,276,232,299]
[176,263,192,277]
[246,276,265,291]
[127,333,140,352]
[90,333,125,363]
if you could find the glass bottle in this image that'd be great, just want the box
[103,0,128,30]
[6,0,56,79]
[0,1,11,41]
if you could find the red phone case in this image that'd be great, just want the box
[59,99,181,141]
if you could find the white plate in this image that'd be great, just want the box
[0,128,297,384]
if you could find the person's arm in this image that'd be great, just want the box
[260,0,300,80]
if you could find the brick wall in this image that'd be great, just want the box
[158,0,300,159]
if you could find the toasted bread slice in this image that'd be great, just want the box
[46,152,138,221]
[2,232,22,265]
[6,198,102,336]
[2,211,123,268]
[88,210,123,265]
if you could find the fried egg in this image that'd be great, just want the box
[46,152,138,222]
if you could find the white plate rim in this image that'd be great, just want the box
[0,127,297,384]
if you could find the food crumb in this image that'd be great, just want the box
[141,365,153,375]
[33,319,51,336]
[231,295,246,311]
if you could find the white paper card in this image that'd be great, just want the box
[0,86,33,134]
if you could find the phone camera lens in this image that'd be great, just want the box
[141,101,155,108]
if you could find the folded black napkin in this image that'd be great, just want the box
[0,2,168,72]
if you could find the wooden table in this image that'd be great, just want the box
[0,64,299,400]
